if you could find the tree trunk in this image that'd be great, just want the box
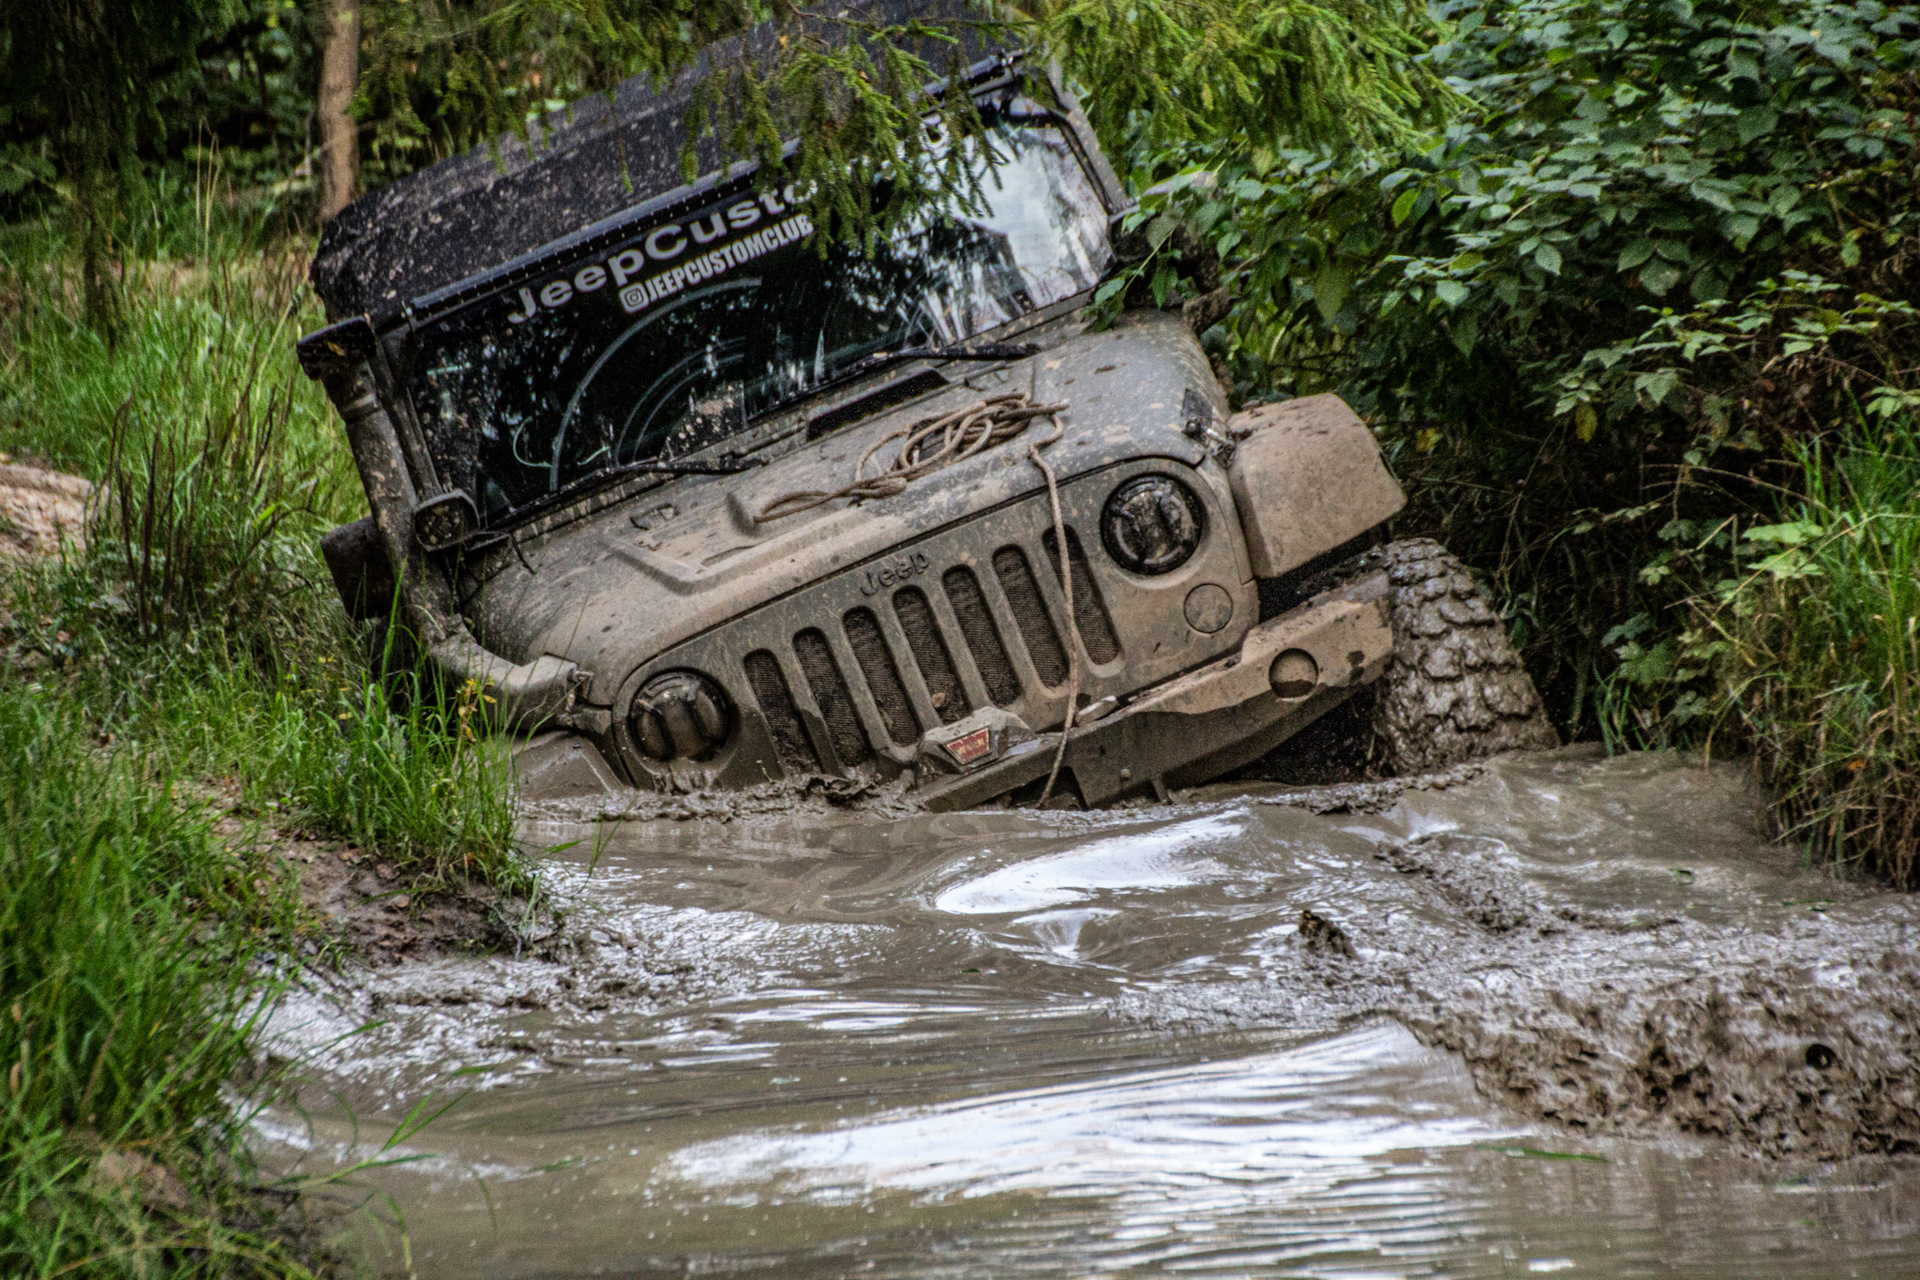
[316,0,361,223]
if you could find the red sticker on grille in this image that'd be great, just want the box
[946,727,994,766]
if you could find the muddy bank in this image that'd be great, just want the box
[1128,751,1919,1159]
[257,747,1920,1277]
[285,833,531,961]
[198,790,534,963]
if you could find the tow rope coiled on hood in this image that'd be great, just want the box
[753,392,1067,524]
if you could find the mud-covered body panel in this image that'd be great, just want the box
[609,454,1253,790]
[460,310,1232,716]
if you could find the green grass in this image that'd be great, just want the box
[1707,421,1920,887]
[1,206,532,1274]
[158,650,530,893]
[1,214,526,887]
[0,679,319,1279]
[1605,413,1920,888]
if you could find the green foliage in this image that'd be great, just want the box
[1038,0,1449,157]
[351,0,1451,248]
[1345,0,1920,438]
[1,0,320,214]
[0,681,319,1278]
[1610,418,1920,887]
[1138,0,1920,733]
[2,0,213,328]
[2,0,322,341]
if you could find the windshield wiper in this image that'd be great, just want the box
[541,453,764,509]
[839,341,1040,383]
[597,454,765,479]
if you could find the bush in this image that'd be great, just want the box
[1133,0,1920,732]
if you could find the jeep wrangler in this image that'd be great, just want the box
[298,13,1556,809]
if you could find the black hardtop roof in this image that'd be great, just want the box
[310,0,997,324]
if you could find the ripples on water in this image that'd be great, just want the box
[260,751,1920,1277]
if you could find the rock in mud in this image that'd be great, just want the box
[1296,908,1357,958]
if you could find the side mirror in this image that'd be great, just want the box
[413,489,480,552]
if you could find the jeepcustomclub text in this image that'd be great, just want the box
[506,189,813,325]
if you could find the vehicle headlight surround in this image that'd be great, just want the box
[1100,474,1205,575]
[630,670,734,762]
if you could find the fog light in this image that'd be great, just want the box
[1101,474,1204,574]
[630,671,733,761]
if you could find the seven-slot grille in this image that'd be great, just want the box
[616,459,1250,789]
[746,530,1118,776]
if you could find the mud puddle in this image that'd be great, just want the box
[260,749,1920,1277]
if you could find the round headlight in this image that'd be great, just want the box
[1101,475,1204,575]
[630,671,733,761]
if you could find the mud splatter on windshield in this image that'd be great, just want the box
[406,102,1111,525]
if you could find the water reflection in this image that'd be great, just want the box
[932,811,1245,914]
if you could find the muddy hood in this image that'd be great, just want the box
[462,312,1226,706]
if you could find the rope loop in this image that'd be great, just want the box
[754,392,1068,524]
[750,388,1082,808]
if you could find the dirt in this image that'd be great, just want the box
[203,791,530,964]
[0,459,90,562]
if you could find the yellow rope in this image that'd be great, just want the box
[1024,416,1080,809]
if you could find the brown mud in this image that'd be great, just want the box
[199,785,530,962]
[1104,751,1920,1161]
[257,747,1920,1278]
[282,832,526,961]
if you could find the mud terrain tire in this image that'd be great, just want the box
[1372,538,1559,772]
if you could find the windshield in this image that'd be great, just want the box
[405,99,1113,526]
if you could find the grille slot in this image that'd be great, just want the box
[843,607,920,746]
[792,629,871,765]
[893,587,971,724]
[992,545,1070,688]
[743,650,821,774]
[1042,526,1121,664]
[942,566,1021,705]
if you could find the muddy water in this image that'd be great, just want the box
[261,749,1920,1277]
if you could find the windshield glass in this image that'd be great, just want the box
[405,98,1112,525]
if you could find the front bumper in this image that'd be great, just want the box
[512,569,1393,811]
[915,569,1394,810]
